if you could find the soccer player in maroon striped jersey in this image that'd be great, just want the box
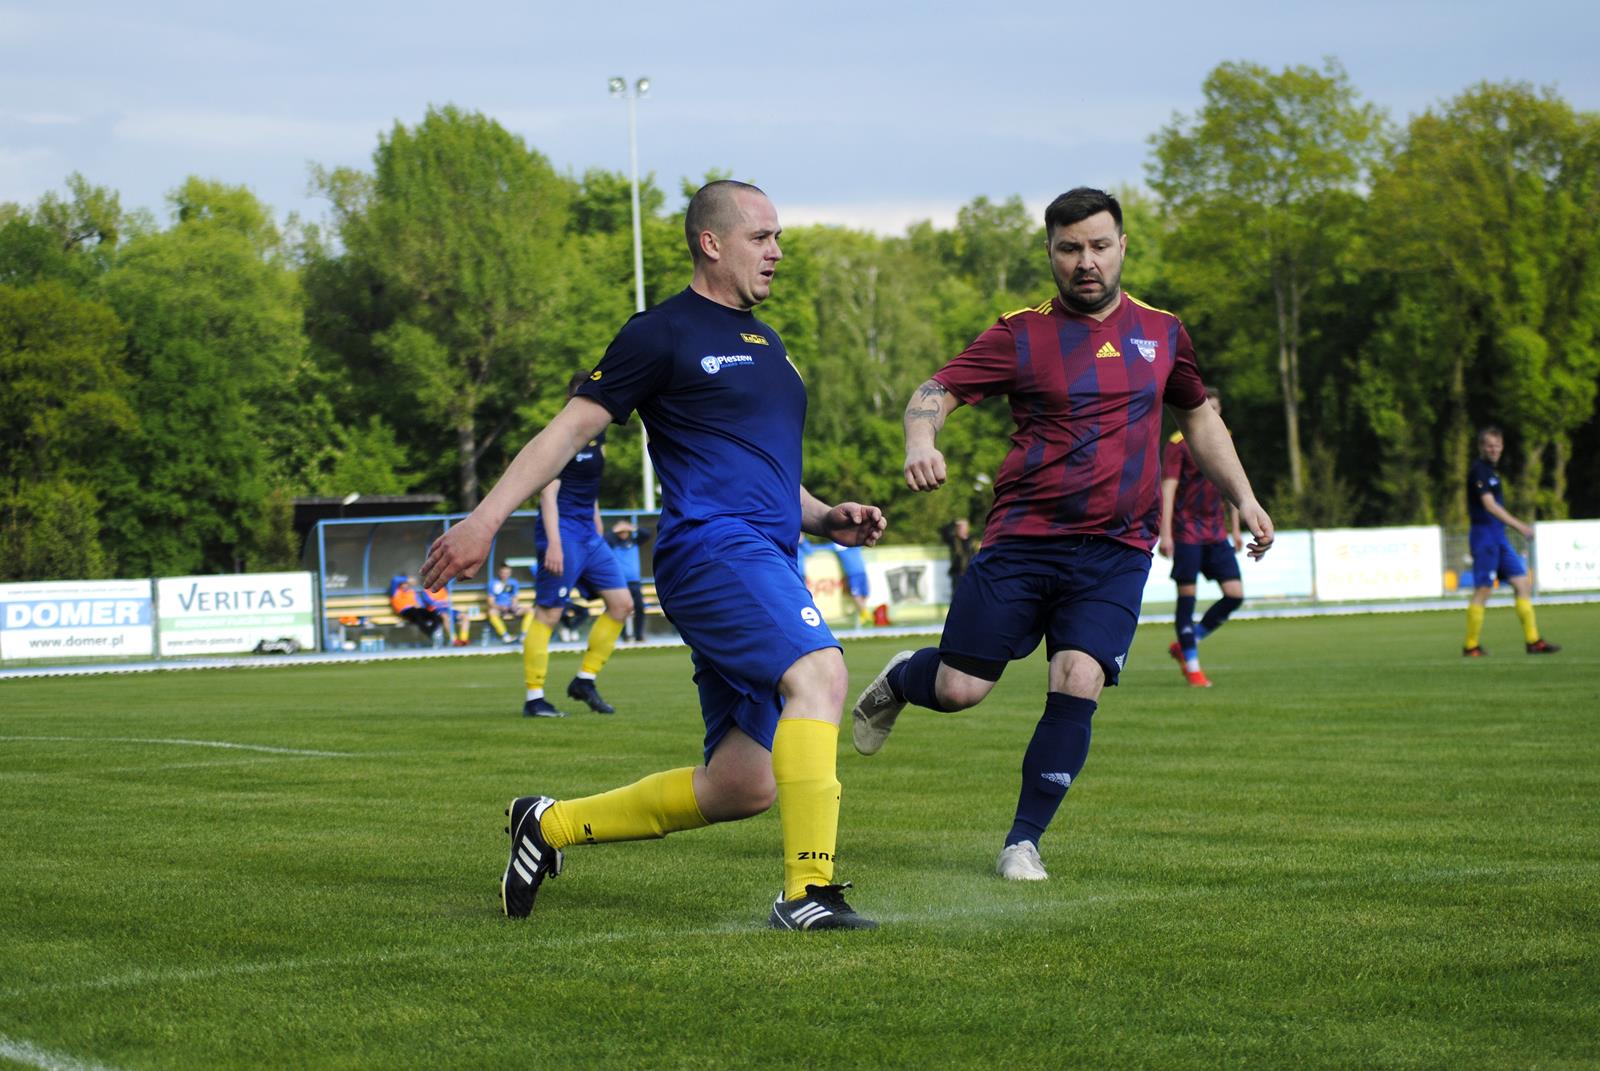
[851,187,1273,881]
[1158,387,1246,688]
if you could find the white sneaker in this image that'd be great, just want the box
[851,650,915,755]
[996,840,1048,881]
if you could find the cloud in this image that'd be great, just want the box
[112,110,383,157]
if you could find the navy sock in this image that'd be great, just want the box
[1199,595,1243,637]
[888,646,952,711]
[1006,693,1096,848]
[1175,594,1197,655]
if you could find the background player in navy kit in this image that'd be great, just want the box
[422,180,884,930]
[852,188,1274,882]
[486,564,533,644]
[521,370,634,718]
[1158,386,1245,688]
[1463,426,1559,656]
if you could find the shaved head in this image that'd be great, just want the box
[685,179,766,263]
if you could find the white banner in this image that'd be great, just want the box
[1141,529,1316,605]
[1313,526,1443,601]
[0,579,155,661]
[157,572,317,656]
[1533,519,1600,592]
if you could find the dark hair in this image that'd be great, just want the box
[567,370,591,397]
[1044,187,1122,235]
[684,179,766,262]
[1478,425,1504,442]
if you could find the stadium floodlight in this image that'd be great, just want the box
[611,75,655,512]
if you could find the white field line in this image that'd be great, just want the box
[0,736,352,758]
[0,1034,124,1071]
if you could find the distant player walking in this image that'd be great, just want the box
[1158,386,1245,687]
[851,188,1273,882]
[1463,426,1559,657]
[423,180,884,930]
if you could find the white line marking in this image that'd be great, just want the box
[0,1034,124,1071]
[0,736,352,758]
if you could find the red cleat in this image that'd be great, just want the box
[1462,646,1488,658]
[1182,667,1213,688]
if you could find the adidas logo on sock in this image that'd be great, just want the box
[1041,772,1074,788]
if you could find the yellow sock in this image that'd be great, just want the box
[458,616,471,643]
[523,618,553,690]
[489,615,507,638]
[580,613,625,677]
[1465,605,1485,649]
[541,768,707,850]
[772,717,841,900]
[1514,597,1540,644]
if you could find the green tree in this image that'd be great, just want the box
[1149,59,1387,500]
[98,179,308,575]
[316,105,573,508]
[0,280,132,579]
[1361,83,1600,524]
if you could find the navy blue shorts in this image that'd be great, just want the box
[1469,529,1528,588]
[939,537,1151,686]
[1169,541,1241,584]
[654,519,840,761]
[535,523,627,606]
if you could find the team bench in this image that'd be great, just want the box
[322,585,662,651]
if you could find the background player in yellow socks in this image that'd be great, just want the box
[520,371,635,717]
[422,180,885,929]
[1463,426,1559,657]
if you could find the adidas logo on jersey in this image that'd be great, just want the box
[1095,341,1122,359]
[740,332,769,346]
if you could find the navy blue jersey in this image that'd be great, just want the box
[576,288,805,553]
[552,429,606,526]
[1467,458,1504,534]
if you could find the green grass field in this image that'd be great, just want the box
[3,604,1597,1070]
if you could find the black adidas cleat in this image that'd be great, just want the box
[502,796,562,918]
[768,882,878,931]
[1462,646,1488,658]
[1526,639,1561,654]
[522,697,567,718]
[566,677,615,714]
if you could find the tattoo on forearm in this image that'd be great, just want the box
[906,381,950,426]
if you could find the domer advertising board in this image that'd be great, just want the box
[0,579,155,661]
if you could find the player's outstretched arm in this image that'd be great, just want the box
[421,398,613,588]
[1172,400,1275,560]
[800,486,887,547]
[903,378,962,491]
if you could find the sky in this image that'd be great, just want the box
[3,0,1598,235]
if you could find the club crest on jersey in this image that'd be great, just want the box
[700,354,756,374]
[1095,341,1121,359]
[740,332,769,346]
[1131,338,1158,362]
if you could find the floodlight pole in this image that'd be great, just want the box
[611,75,655,513]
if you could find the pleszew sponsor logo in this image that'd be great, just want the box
[700,354,756,374]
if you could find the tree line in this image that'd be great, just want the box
[3,62,1597,582]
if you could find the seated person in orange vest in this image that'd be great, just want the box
[388,574,445,641]
[423,582,472,647]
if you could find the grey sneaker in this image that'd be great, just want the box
[502,795,563,917]
[768,882,878,931]
[996,840,1048,881]
[851,650,914,755]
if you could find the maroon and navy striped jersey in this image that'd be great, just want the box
[1163,433,1228,545]
[933,293,1207,552]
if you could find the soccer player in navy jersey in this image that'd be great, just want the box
[1463,426,1559,657]
[519,370,635,718]
[1158,386,1245,688]
[422,180,884,930]
[852,187,1274,882]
